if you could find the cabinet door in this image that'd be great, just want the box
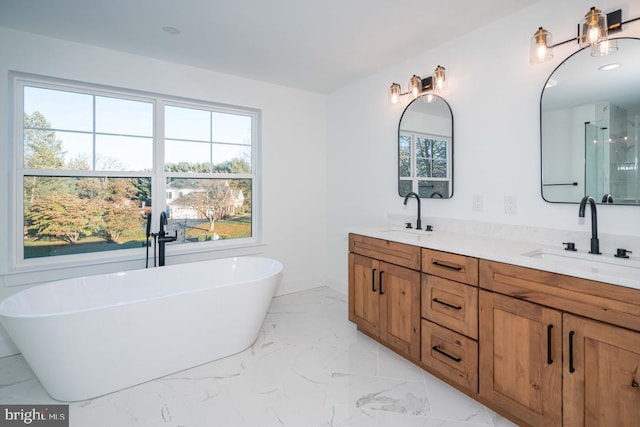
[479,291,562,427]
[379,261,421,360]
[563,314,640,427]
[348,253,380,338]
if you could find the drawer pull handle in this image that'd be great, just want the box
[432,345,462,362]
[432,298,462,310]
[568,331,575,373]
[432,261,462,271]
[371,268,377,292]
[547,324,553,364]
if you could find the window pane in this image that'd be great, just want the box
[59,131,94,170]
[399,179,412,197]
[399,135,411,177]
[416,137,430,177]
[432,140,447,161]
[212,112,252,145]
[419,180,449,198]
[165,178,251,243]
[95,135,153,171]
[432,160,447,178]
[165,140,211,172]
[24,87,93,132]
[165,106,210,141]
[23,127,92,170]
[23,176,151,259]
[212,144,251,172]
[96,96,153,136]
[417,158,431,177]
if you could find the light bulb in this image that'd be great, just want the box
[409,75,421,99]
[388,83,401,105]
[530,27,553,63]
[432,66,447,92]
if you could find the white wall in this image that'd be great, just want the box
[0,27,327,298]
[326,0,640,294]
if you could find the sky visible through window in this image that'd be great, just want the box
[24,87,252,172]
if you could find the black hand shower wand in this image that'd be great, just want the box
[145,212,152,268]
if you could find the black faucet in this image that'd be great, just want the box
[403,192,422,230]
[157,211,177,266]
[578,195,601,255]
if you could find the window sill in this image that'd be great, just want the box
[2,241,266,288]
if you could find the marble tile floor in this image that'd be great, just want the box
[0,286,517,427]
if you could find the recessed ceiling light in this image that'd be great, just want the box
[598,63,620,71]
[162,26,181,35]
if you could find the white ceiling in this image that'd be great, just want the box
[0,0,542,94]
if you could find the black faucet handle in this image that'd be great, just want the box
[563,242,577,251]
[405,222,413,229]
[615,248,632,258]
[425,225,433,232]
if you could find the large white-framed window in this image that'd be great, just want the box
[11,73,260,270]
[399,131,451,198]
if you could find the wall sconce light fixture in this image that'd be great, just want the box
[530,7,640,64]
[388,65,447,105]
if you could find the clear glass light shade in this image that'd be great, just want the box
[530,27,553,64]
[409,75,422,99]
[432,66,447,92]
[591,39,618,57]
[388,83,401,105]
[581,7,607,47]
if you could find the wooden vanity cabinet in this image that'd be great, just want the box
[420,249,479,394]
[480,259,640,427]
[348,234,421,360]
[349,234,640,426]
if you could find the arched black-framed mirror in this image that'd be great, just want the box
[398,94,453,198]
[541,37,640,205]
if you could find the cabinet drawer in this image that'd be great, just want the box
[421,320,478,394]
[422,275,478,339]
[349,234,420,270]
[480,260,640,333]
[422,248,478,285]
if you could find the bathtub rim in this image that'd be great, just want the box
[0,256,283,319]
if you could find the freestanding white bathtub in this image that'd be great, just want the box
[0,256,283,402]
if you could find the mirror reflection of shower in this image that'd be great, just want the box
[585,107,639,204]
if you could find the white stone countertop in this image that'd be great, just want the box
[348,225,640,291]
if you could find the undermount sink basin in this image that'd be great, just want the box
[375,227,433,242]
[522,248,640,278]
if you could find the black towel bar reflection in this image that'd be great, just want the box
[543,182,578,186]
